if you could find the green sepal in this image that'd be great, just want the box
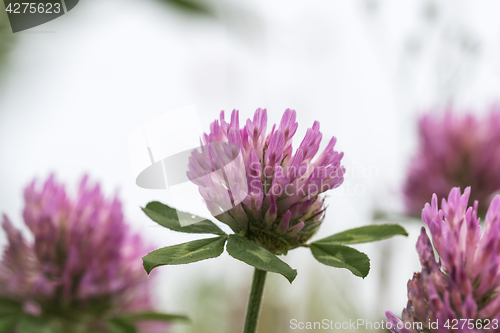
[226,235,297,283]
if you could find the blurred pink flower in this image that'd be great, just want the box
[404,110,500,217]
[187,108,345,254]
[386,187,500,333]
[0,175,163,332]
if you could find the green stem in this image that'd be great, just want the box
[243,269,267,333]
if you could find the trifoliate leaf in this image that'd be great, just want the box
[142,236,227,274]
[313,224,408,245]
[310,243,370,278]
[226,235,297,283]
[142,201,226,235]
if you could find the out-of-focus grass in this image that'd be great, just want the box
[170,277,246,333]
[258,270,372,333]
[169,267,374,333]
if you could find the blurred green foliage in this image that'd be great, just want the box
[171,277,245,333]
[169,268,376,333]
[157,0,214,16]
[0,2,14,75]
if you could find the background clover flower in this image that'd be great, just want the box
[0,175,167,333]
[187,108,346,254]
[403,109,500,217]
[386,187,500,333]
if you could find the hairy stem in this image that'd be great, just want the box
[243,269,267,333]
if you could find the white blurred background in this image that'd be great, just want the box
[1,0,500,332]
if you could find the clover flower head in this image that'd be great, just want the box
[187,108,345,254]
[386,187,500,333]
[0,175,159,331]
[404,109,500,217]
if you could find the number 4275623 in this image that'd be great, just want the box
[5,2,61,14]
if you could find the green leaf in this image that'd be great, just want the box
[310,243,370,278]
[0,315,20,333]
[107,318,137,333]
[143,236,227,274]
[117,312,189,323]
[108,312,190,333]
[0,299,24,333]
[142,201,226,236]
[225,235,297,283]
[0,298,22,315]
[18,316,56,333]
[314,224,408,245]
